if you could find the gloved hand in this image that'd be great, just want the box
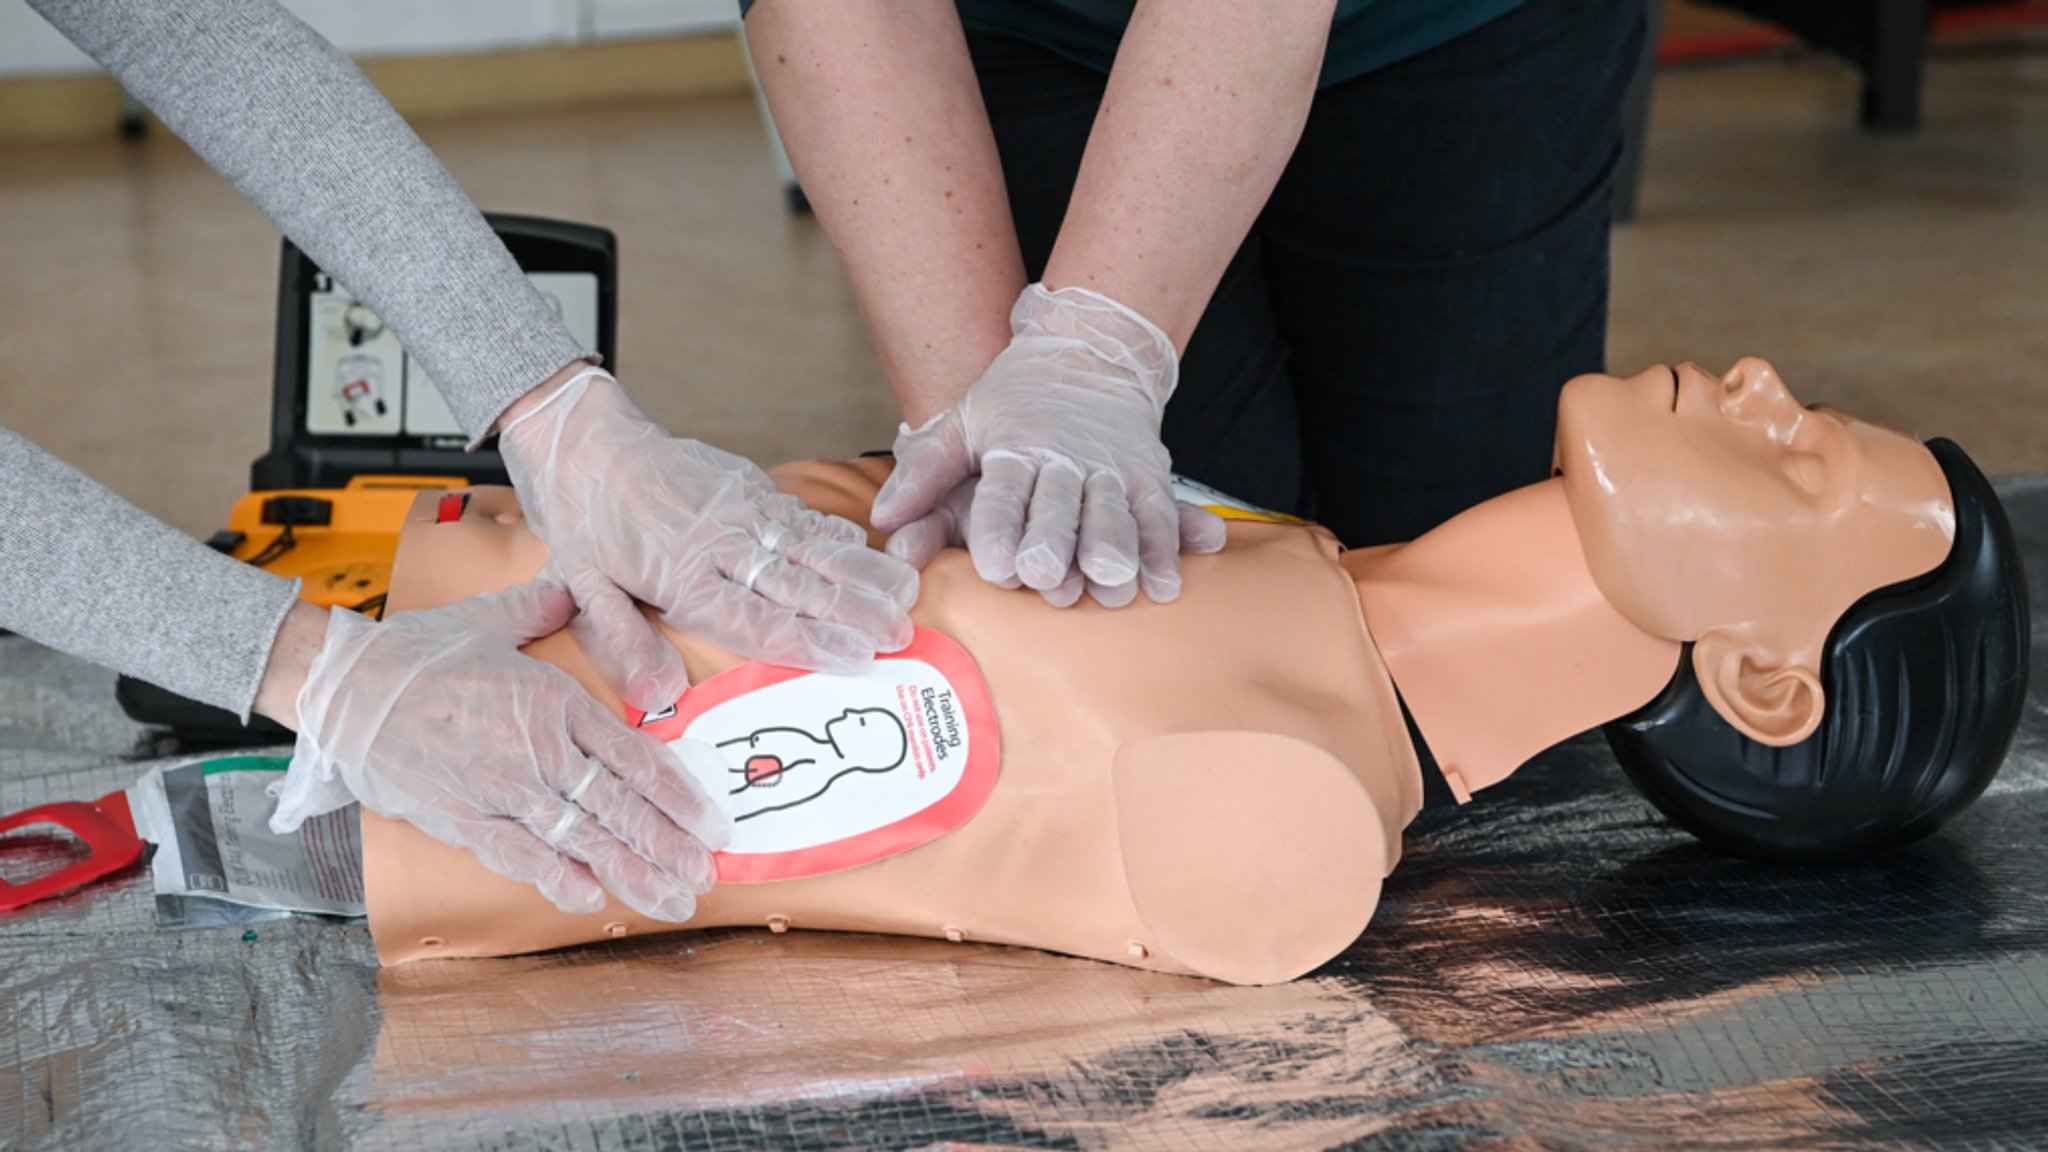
[499,368,918,710]
[887,474,1230,608]
[268,581,732,922]
[871,284,1227,606]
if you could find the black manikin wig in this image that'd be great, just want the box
[1604,438,2031,862]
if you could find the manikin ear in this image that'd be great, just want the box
[1692,628,1826,747]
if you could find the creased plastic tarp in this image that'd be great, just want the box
[4,478,2047,1151]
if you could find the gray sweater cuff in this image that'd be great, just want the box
[30,0,592,440]
[1,429,303,721]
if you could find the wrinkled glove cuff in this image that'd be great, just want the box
[268,729,358,834]
[498,364,613,440]
[266,608,388,833]
[1013,282,1180,410]
[497,367,611,529]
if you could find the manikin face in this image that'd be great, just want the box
[1556,358,1955,744]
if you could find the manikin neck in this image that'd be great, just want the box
[1343,480,1683,802]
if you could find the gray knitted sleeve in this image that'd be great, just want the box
[0,428,302,720]
[29,0,592,441]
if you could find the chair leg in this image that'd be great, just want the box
[1612,0,1668,224]
[1862,0,1929,132]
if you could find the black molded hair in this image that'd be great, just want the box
[1604,438,2031,862]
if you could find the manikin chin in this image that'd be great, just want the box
[362,357,2028,986]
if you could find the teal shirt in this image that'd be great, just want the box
[952,0,1528,88]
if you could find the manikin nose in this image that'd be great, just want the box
[1714,357,1797,425]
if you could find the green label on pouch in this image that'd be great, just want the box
[200,755,291,777]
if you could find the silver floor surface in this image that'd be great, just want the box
[5,479,2046,1151]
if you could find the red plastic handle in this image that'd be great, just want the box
[0,794,147,912]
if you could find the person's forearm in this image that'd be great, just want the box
[250,599,329,730]
[0,428,304,722]
[29,0,586,442]
[747,0,1024,424]
[1043,0,1335,350]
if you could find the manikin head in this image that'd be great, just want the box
[1555,358,2030,860]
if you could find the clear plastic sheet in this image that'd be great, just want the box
[4,478,2045,1151]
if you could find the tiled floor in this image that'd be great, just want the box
[2,36,2045,539]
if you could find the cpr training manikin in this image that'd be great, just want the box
[358,358,2030,985]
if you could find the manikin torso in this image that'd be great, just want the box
[363,460,1683,985]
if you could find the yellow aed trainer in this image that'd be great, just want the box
[213,475,468,619]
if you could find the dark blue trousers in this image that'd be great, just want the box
[969,0,1646,545]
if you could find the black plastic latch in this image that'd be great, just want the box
[261,496,333,527]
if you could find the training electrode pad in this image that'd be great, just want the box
[630,628,1000,883]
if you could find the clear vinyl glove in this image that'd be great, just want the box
[885,474,1225,608]
[872,284,1227,606]
[499,367,918,710]
[268,581,732,922]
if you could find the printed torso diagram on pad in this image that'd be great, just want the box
[717,707,909,823]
